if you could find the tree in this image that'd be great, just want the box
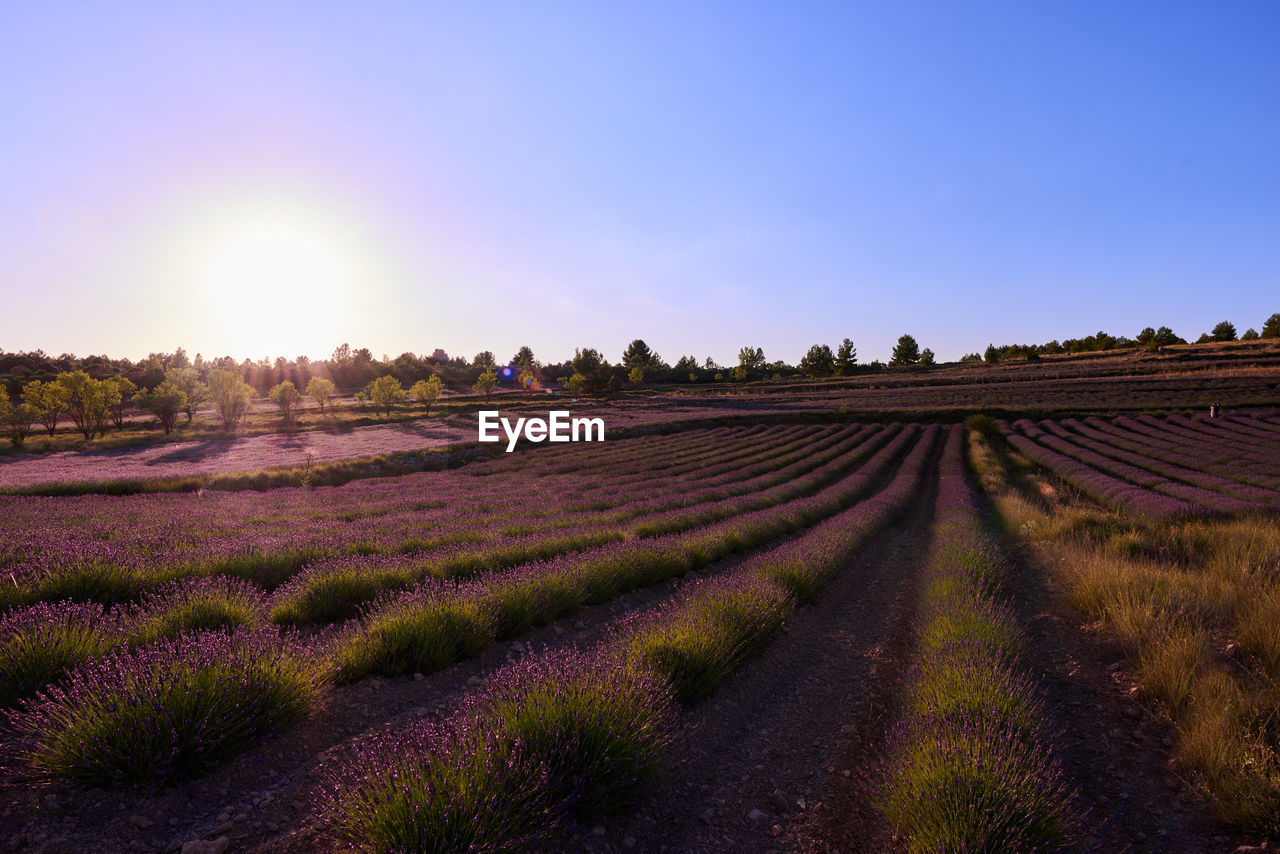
[737,346,766,372]
[473,366,498,402]
[622,339,656,371]
[411,375,444,408]
[56,371,110,440]
[166,367,207,422]
[511,346,536,368]
[919,348,936,367]
[1136,327,1157,347]
[1242,328,1260,341]
[22,379,66,436]
[571,348,611,391]
[207,369,254,432]
[366,375,406,417]
[890,334,920,366]
[834,339,857,376]
[306,377,335,413]
[960,353,982,362]
[103,376,136,430]
[563,373,587,396]
[137,382,187,434]
[473,351,496,369]
[268,381,302,424]
[798,344,835,377]
[1261,314,1280,339]
[0,396,36,447]
[1210,321,1237,342]
[628,367,645,386]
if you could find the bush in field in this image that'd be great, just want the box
[876,712,1074,854]
[305,376,335,412]
[268,380,302,424]
[319,648,677,850]
[410,375,444,408]
[103,376,136,430]
[890,334,921,366]
[208,369,254,431]
[8,627,327,785]
[125,576,268,647]
[365,374,405,416]
[0,601,120,709]
[137,380,187,434]
[21,379,67,436]
[919,348,936,367]
[627,367,645,386]
[964,413,1000,440]
[1241,328,1260,340]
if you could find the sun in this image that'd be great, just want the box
[199,217,352,358]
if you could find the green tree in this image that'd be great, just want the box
[21,379,66,436]
[366,375,406,417]
[622,339,656,371]
[1210,321,1237,342]
[473,351,496,369]
[798,344,835,377]
[919,348,936,367]
[628,367,645,386]
[564,373,587,396]
[890,334,920,366]
[1241,328,1260,341]
[306,377,336,413]
[268,381,302,424]
[473,366,499,402]
[834,339,857,376]
[737,346,766,373]
[1261,313,1280,339]
[207,369,254,432]
[411,375,444,408]
[166,367,207,422]
[1153,326,1183,346]
[571,348,611,391]
[56,371,110,440]
[511,346,536,368]
[0,396,36,447]
[103,376,137,430]
[137,382,187,435]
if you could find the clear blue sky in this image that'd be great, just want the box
[2,2,1277,366]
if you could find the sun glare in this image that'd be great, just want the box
[199,217,353,358]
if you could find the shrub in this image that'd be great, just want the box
[125,575,268,647]
[0,601,120,709]
[8,627,328,785]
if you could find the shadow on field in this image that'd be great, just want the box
[146,439,235,465]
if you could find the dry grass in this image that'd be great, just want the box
[969,431,1280,835]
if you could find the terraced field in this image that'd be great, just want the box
[2,413,1276,852]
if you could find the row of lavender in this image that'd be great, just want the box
[999,412,1280,520]
[0,423,858,607]
[872,426,1076,852]
[315,426,941,851]
[0,423,925,716]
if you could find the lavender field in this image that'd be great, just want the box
[2,410,1277,853]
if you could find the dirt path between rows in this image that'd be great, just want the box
[551,452,941,853]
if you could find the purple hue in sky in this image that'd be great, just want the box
[2,2,1278,364]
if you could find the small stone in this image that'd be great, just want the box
[169,818,180,826]
[771,790,789,812]
[574,621,587,630]
[748,809,766,822]
[467,676,483,686]
[1127,706,1142,720]
[510,642,524,652]
[553,625,565,636]
[211,822,234,836]
[266,822,279,832]
[413,673,424,681]
[233,812,249,823]
[129,815,152,829]
[181,840,230,854]
[700,807,715,824]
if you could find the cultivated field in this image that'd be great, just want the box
[2,364,1279,852]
